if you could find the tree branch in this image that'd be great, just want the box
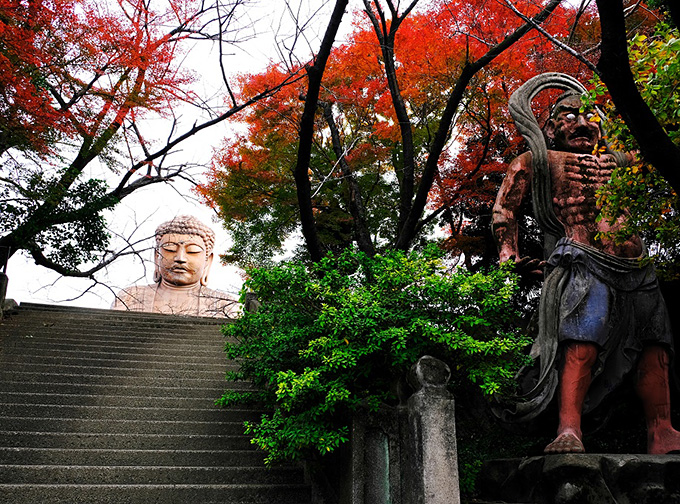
[25,236,152,279]
[113,71,303,198]
[502,0,598,74]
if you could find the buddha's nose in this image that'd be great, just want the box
[174,249,187,262]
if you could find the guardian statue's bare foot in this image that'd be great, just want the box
[544,432,585,454]
[648,426,680,454]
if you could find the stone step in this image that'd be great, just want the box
[0,326,227,343]
[6,326,230,339]
[0,431,255,450]
[2,326,222,337]
[0,392,220,409]
[0,403,259,422]
[2,338,228,358]
[0,483,310,504]
[0,417,247,435]
[0,379,250,397]
[0,314,225,330]
[0,464,303,485]
[0,370,232,389]
[0,352,226,371]
[0,448,265,467]
[0,324,227,342]
[16,303,234,324]
[0,311,225,325]
[0,361,228,379]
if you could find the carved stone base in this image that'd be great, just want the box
[478,454,680,503]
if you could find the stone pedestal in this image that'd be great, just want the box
[404,356,460,504]
[478,454,680,503]
[349,356,460,504]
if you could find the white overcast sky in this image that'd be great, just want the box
[6,0,352,308]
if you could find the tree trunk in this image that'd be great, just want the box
[320,101,376,256]
[596,0,680,194]
[294,0,349,263]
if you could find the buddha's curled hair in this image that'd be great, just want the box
[155,215,215,254]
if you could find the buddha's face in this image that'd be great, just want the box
[155,233,212,287]
[546,95,601,154]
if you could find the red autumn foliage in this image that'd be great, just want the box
[0,0,218,272]
[0,0,197,158]
[0,0,68,155]
[198,0,609,265]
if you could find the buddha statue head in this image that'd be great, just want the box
[152,215,215,288]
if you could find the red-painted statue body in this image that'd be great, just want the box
[492,74,680,455]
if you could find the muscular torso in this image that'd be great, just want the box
[548,151,642,258]
[492,150,642,262]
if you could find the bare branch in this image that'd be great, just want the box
[502,0,599,74]
[25,235,153,279]
[567,0,592,45]
[113,70,305,199]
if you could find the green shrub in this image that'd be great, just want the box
[218,246,530,465]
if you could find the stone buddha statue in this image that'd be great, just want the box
[112,215,239,318]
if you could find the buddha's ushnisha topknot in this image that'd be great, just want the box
[155,215,215,254]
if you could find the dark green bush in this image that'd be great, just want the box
[218,246,530,465]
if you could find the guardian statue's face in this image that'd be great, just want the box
[546,95,601,154]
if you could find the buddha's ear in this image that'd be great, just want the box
[153,249,162,283]
[201,253,214,286]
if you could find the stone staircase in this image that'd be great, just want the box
[0,302,311,504]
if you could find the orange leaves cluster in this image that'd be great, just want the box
[0,0,199,157]
[425,0,599,220]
